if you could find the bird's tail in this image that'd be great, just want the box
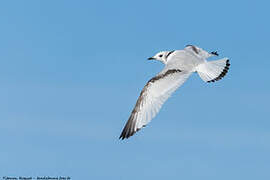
[196,58,230,83]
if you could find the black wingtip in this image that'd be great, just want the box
[119,129,135,140]
[119,126,132,140]
[119,131,131,140]
[211,51,219,56]
[119,126,145,140]
[119,132,127,140]
[207,59,230,83]
[119,133,130,140]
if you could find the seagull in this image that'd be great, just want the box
[119,45,230,140]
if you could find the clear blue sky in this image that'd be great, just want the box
[0,0,269,179]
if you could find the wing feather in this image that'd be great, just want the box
[119,69,191,139]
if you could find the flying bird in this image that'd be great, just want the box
[119,45,230,140]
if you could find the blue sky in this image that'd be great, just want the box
[0,0,269,179]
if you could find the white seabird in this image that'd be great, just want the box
[119,45,230,140]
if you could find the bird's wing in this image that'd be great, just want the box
[119,69,192,139]
[184,45,217,59]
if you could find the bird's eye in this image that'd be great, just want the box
[159,54,163,57]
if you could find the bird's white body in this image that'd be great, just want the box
[120,45,230,140]
[159,46,219,73]
[163,49,204,73]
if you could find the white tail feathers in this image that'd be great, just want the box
[196,58,230,83]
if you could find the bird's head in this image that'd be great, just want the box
[148,51,169,64]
